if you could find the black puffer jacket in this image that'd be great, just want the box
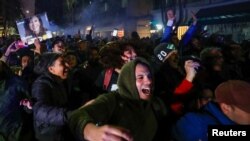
[32,73,74,141]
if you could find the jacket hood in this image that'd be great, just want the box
[117,57,154,100]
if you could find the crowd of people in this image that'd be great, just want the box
[0,9,250,141]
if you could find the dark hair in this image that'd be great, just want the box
[52,38,64,48]
[99,42,122,69]
[99,41,136,69]
[24,15,47,37]
[34,52,62,75]
[64,50,80,64]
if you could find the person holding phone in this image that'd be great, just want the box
[0,41,22,65]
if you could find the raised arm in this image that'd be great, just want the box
[180,11,198,46]
[0,41,20,62]
[161,9,176,43]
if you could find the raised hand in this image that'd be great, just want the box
[4,41,20,56]
[184,60,200,82]
[20,98,33,110]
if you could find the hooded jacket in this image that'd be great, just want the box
[69,58,165,141]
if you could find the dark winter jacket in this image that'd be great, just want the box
[32,73,74,141]
[0,74,32,141]
[67,66,98,110]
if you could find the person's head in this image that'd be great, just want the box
[135,62,153,100]
[25,15,45,36]
[120,42,137,63]
[64,51,79,69]
[20,54,32,69]
[223,43,244,62]
[77,40,90,52]
[99,41,137,69]
[190,36,202,51]
[88,47,100,61]
[52,39,65,53]
[118,57,153,101]
[34,52,68,79]
[29,16,41,35]
[200,47,224,71]
[154,43,178,68]
[215,80,250,124]
[166,9,175,20]
[171,34,179,47]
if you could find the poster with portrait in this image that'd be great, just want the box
[16,13,53,45]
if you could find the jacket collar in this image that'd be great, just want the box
[204,101,236,125]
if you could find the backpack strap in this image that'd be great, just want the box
[103,68,114,90]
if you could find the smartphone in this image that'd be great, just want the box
[16,40,28,48]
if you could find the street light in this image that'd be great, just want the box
[156,24,163,30]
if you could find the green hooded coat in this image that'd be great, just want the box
[69,58,165,141]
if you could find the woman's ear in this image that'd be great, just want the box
[48,66,54,73]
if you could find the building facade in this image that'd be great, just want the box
[88,0,154,39]
[89,0,250,41]
[152,0,250,42]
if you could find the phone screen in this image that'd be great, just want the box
[17,41,27,48]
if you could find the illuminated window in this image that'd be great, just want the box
[177,26,189,40]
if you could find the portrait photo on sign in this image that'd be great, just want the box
[16,13,52,45]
